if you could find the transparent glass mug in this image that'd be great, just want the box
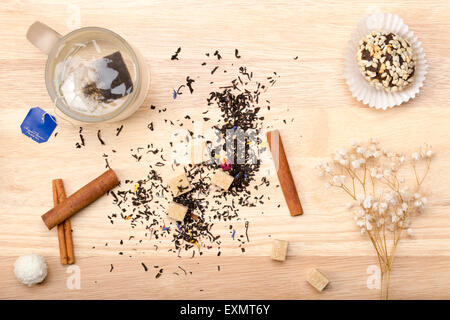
[27,22,150,123]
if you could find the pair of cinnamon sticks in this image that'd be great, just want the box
[43,169,120,265]
[52,179,75,264]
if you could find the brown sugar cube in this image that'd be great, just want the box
[307,268,329,292]
[169,173,192,197]
[211,170,234,190]
[271,239,288,261]
[167,202,188,222]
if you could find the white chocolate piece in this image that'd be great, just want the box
[169,173,192,197]
[167,202,188,222]
[307,268,329,292]
[211,170,234,190]
[14,253,48,287]
[271,239,288,261]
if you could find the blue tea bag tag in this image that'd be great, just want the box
[20,107,57,143]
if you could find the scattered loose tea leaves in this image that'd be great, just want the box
[97,130,105,145]
[116,125,124,136]
[186,76,195,94]
[171,47,181,60]
[213,50,222,60]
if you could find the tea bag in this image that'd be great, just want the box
[82,51,133,103]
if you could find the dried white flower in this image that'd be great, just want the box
[406,228,414,237]
[356,219,365,227]
[317,138,434,298]
[403,218,412,229]
[363,195,373,209]
[379,202,388,214]
[372,201,379,211]
[391,162,398,171]
[371,168,377,178]
[351,159,361,169]
[356,193,365,203]
[332,175,346,185]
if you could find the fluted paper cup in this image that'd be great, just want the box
[344,13,427,110]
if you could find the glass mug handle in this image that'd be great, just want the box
[26,21,61,55]
[26,22,81,125]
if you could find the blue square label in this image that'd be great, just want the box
[20,107,57,143]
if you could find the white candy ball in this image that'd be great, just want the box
[14,254,48,287]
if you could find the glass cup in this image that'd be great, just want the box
[27,21,150,123]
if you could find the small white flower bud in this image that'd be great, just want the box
[351,160,361,169]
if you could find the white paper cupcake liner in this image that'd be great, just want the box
[344,13,427,110]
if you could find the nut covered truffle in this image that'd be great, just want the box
[357,31,415,92]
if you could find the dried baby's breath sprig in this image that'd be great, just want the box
[316,139,434,299]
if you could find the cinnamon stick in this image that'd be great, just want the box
[42,169,119,230]
[53,180,68,265]
[52,179,75,265]
[63,219,75,264]
[267,130,303,216]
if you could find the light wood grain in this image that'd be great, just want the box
[1,0,450,300]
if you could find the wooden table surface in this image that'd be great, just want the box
[1,0,449,300]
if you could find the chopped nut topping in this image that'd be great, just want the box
[356,31,415,92]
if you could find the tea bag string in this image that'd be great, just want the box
[41,111,57,124]
[52,96,78,128]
